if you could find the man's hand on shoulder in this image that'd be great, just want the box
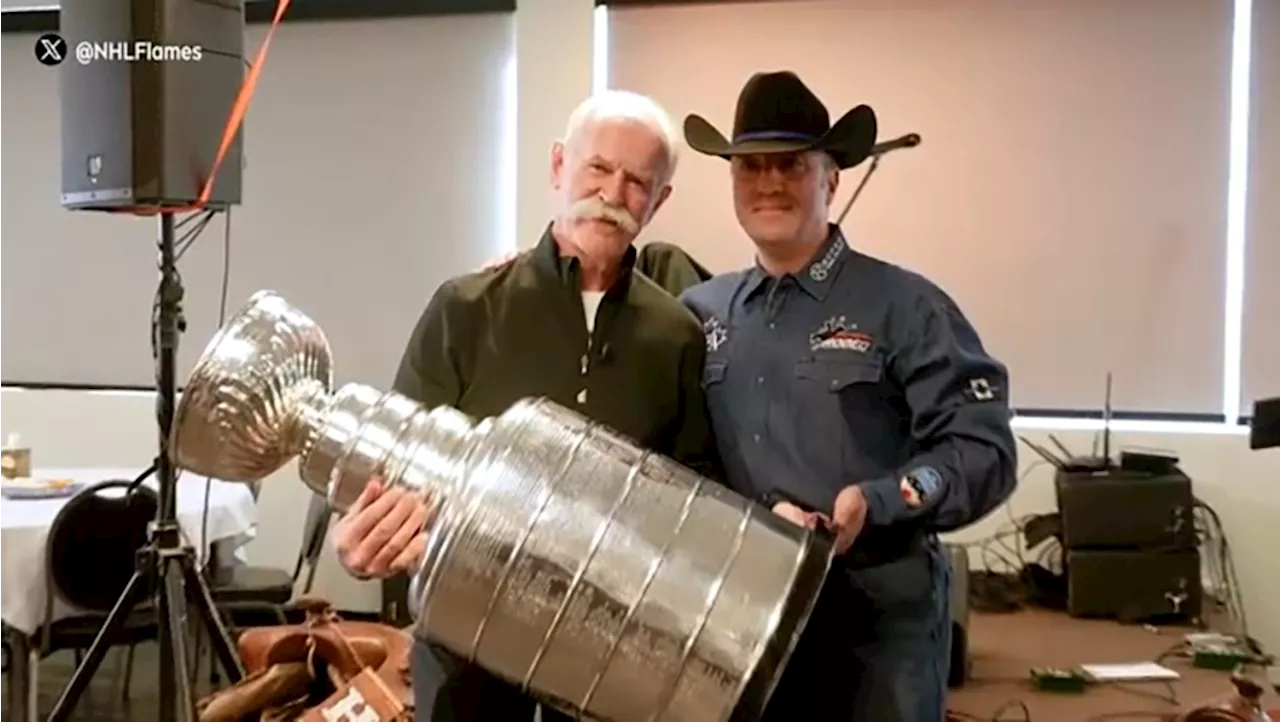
[332,478,435,580]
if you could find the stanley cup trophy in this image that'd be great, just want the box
[170,291,833,722]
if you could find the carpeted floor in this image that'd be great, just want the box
[1,643,218,721]
[4,610,1276,721]
[949,609,1279,721]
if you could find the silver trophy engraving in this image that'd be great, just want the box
[170,290,832,722]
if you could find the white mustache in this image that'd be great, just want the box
[571,197,640,235]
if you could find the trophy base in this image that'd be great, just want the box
[726,534,833,722]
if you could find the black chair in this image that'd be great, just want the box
[196,492,334,683]
[205,491,334,624]
[205,564,292,625]
[10,480,163,721]
[291,492,336,596]
[199,480,295,630]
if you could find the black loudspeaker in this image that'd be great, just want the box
[1055,468,1196,549]
[1251,396,1280,450]
[1065,547,1202,622]
[59,0,245,211]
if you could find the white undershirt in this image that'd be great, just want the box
[582,291,605,334]
[578,291,606,405]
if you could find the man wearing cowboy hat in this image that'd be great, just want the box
[680,71,1018,720]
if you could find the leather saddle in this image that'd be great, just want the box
[1173,671,1274,722]
[197,597,413,721]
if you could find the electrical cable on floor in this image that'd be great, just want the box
[1086,709,1256,721]
[1083,712,1173,721]
[954,462,1045,570]
[951,461,1070,612]
[1192,499,1251,645]
[948,698,1032,721]
[1153,639,1191,664]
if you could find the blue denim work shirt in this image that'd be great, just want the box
[680,226,1018,548]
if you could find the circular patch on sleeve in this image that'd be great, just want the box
[899,466,942,508]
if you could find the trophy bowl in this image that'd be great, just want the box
[171,289,334,484]
[170,291,833,722]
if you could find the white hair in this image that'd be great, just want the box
[562,90,680,186]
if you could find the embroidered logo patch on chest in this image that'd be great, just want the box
[808,315,873,353]
[703,316,728,352]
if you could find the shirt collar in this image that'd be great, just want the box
[741,224,851,302]
[533,222,637,298]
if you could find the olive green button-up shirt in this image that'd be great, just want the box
[392,226,721,479]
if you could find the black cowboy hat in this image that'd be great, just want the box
[684,71,878,170]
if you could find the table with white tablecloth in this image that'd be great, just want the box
[0,468,259,722]
[0,467,258,635]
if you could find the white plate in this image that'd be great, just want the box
[0,477,83,500]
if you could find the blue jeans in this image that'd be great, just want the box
[761,538,952,722]
[410,642,573,722]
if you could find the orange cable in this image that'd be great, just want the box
[118,0,291,216]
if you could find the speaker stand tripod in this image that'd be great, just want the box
[47,212,246,722]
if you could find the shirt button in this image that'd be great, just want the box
[756,376,764,385]
[830,380,840,389]
[769,322,776,330]
[753,433,761,443]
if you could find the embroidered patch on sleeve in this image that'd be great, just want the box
[963,377,1002,402]
[899,466,943,508]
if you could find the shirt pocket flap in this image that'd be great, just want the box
[702,361,728,388]
[795,357,884,391]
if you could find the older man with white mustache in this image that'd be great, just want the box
[329,90,722,722]
[571,194,642,235]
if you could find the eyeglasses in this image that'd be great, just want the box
[730,153,817,180]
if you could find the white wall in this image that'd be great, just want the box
[1,15,516,391]
[606,0,1242,418]
[2,388,1276,652]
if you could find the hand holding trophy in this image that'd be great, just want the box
[170,291,833,722]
